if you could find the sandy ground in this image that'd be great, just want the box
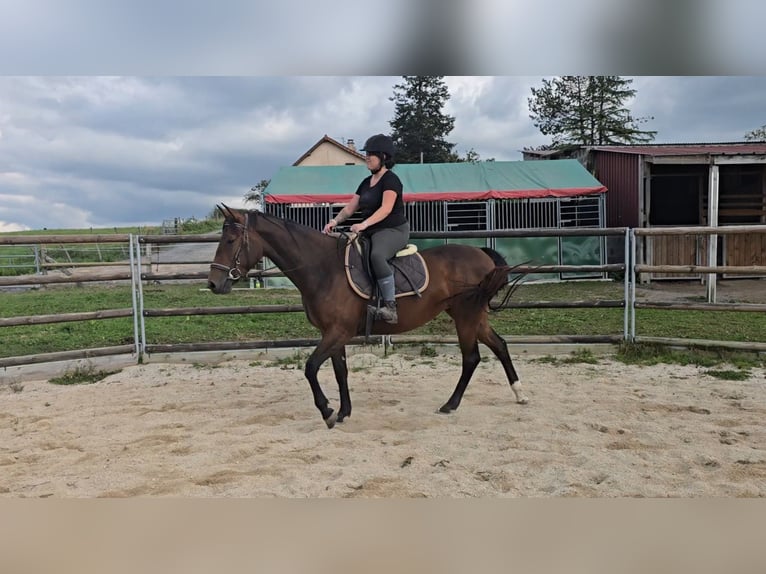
[1,348,764,498]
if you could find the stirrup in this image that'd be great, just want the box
[372,301,398,324]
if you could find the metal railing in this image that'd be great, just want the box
[1,225,765,369]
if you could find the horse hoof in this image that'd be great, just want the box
[438,405,453,414]
[324,411,338,429]
[517,397,529,405]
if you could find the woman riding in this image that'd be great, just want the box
[322,133,409,324]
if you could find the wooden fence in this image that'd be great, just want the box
[630,226,766,349]
[1,225,765,369]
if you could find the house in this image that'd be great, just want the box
[292,134,366,167]
[262,159,608,281]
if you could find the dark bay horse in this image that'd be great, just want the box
[207,205,528,428]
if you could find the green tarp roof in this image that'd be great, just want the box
[264,159,606,204]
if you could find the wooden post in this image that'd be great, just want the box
[706,163,719,302]
[639,156,650,283]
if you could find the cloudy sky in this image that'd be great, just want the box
[2,1,765,231]
[1,75,765,232]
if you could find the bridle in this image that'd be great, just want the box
[209,213,250,281]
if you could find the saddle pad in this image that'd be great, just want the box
[344,243,429,300]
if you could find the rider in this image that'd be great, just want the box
[322,134,409,324]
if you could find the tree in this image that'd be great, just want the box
[528,76,656,147]
[244,179,270,210]
[389,76,456,163]
[448,148,494,163]
[744,124,766,141]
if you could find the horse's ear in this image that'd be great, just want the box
[220,203,236,219]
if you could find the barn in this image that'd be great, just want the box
[525,142,766,282]
[587,143,766,280]
[261,159,608,283]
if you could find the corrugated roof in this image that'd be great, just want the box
[264,159,607,204]
[589,142,766,157]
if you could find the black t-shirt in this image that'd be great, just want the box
[354,170,406,231]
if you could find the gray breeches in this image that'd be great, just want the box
[369,222,410,278]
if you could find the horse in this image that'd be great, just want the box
[207,205,528,428]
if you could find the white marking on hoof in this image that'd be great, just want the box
[325,411,338,429]
[511,382,529,404]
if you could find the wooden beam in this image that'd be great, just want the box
[636,224,766,236]
[635,264,766,274]
[713,156,766,165]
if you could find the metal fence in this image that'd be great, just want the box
[1,225,766,369]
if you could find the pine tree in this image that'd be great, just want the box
[389,76,456,163]
[528,76,656,146]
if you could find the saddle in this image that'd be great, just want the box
[343,235,429,300]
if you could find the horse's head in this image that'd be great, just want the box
[207,204,263,294]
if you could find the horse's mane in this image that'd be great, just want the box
[251,210,327,242]
[248,210,348,262]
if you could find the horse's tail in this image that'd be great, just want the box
[474,257,531,312]
[480,247,508,267]
[450,249,527,311]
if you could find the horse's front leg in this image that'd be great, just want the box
[304,335,348,428]
[330,347,352,423]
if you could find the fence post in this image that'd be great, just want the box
[623,228,630,341]
[135,235,147,356]
[129,234,141,359]
[629,228,637,342]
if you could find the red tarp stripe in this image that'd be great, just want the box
[264,187,607,204]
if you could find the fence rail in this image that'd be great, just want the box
[628,224,766,345]
[1,225,765,369]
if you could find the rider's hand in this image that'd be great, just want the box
[322,219,337,234]
[350,221,368,233]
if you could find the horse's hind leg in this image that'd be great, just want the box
[478,323,529,404]
[440,314,482,413]
[330,347,351,422]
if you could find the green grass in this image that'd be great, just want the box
[1,282,765,362]
[419,344,438,357]
[0,220,221,276]
[704,369,751,381]
[615,342,766,369]
[273,350,311,369]
[532,348,601,365]
[49,364,122,385]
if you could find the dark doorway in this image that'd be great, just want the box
[649,174,702,225]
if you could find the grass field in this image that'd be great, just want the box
[2,281,764,362]
[0,220,220,276]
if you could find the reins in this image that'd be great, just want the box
[210,210,347,282]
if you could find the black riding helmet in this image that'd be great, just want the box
[361,134,395,159]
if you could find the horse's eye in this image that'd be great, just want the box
[226,238,235,245]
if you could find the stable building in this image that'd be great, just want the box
[262,159,608,281]
[585,143,766,280]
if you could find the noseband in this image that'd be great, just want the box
[210,213,249,280]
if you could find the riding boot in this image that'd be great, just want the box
[376,300,398,324]
[368,274,398,324]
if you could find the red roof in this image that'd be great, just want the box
[589,143,766,157]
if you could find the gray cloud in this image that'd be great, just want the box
[1,76,766,231]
